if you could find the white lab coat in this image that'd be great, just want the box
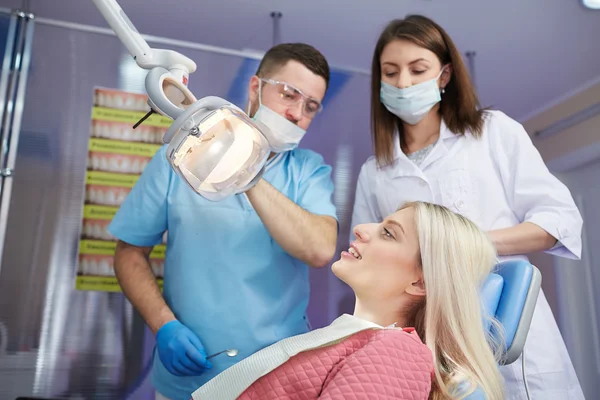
[350,110,585,399]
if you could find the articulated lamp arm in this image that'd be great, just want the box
[91,0,271,201]
[92,0,198,124]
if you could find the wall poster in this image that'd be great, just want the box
[76,87,170,292]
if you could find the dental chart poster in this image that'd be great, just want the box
[75,87,171,292]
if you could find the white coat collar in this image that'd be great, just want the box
[389,117,456,177]
[392,117,455,161]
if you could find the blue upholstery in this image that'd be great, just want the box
[480,273,504,332]
[463,260,542,399]
[493,261,533,350]
[493,260,540,364]
[462,385,487,400]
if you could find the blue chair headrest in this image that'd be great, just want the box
[481,273,503,332]
[466,260,541,399]
[480,259,542,365]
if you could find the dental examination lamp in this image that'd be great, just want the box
[92,0,270,201]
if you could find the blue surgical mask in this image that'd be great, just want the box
[248,81,306,153]
[380,69,445,125]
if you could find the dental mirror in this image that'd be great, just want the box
[207,348,239,360]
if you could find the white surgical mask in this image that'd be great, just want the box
[248,81,306,153]
[380,68,445,125]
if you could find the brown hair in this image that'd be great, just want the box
[256,43,330,90]
[371,15,486,167]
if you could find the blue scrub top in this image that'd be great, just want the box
[107,145,337,400]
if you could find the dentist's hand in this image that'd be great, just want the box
[156,320,212,376]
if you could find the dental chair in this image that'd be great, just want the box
[465,259,542,400]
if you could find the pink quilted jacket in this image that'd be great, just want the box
[237,327,433,400]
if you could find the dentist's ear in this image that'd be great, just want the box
[247,76,261,105]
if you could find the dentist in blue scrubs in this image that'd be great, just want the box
[107,43,338,400]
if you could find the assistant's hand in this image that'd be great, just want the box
[156,320,212,376]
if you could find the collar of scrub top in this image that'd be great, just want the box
[390,117,457,178]
[263,151,286,172]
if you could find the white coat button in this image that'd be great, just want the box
[456,200,464,209]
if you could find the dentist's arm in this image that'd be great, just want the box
[488,222,558,257]
[107,147,176,333]
[113,241,175,334]
[107,147,211,376]
[488,112,583,260]
[246,179,337,268]
[114,241,211,376]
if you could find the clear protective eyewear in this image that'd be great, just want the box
[164,97,270,201]
[260,78,323,118]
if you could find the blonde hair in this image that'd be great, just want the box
[400,201,504,400]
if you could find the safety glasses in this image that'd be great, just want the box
[260,78,323,118]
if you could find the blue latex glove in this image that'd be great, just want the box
[156,320,212,376]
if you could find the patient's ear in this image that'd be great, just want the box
[406,279,426,297]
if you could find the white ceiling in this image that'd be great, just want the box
[3,0,600,121]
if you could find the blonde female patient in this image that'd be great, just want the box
[192,202,504,400]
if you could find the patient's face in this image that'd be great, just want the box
[332,207,423,301]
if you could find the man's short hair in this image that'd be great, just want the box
[255,43,330,89]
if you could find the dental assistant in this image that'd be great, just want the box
[350,16,584,399]
[108,43,338,400]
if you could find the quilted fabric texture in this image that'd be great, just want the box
[238,328,433,400]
